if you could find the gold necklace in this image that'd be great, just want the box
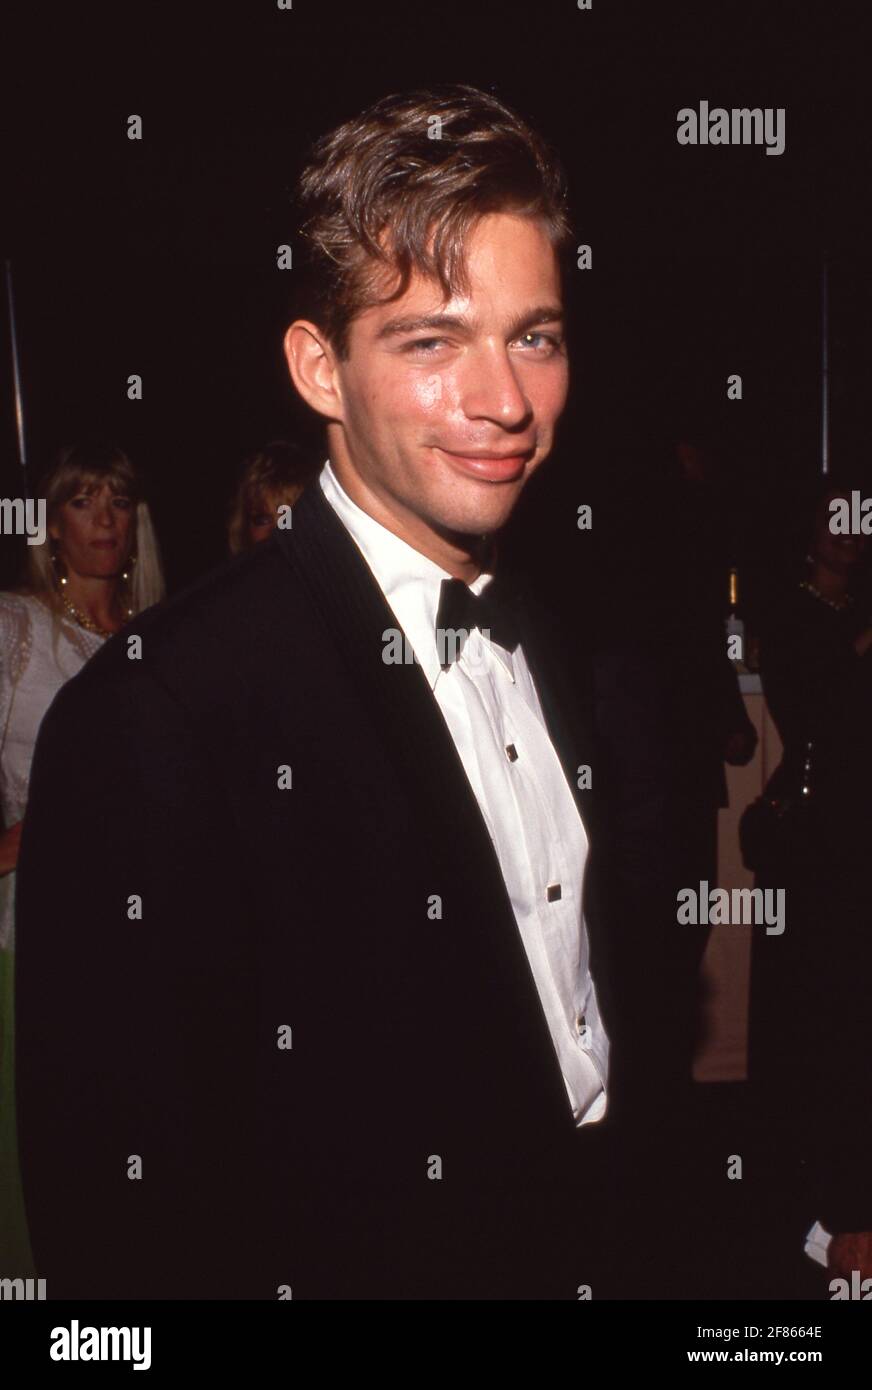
[799,579,851,612]
[58,582,131,637]
[52,548,136,636]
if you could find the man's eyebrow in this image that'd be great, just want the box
[375,304,565,342]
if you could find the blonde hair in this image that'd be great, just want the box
[227,441,318,555]
[18,444,166,625]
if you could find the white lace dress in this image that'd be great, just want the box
[0,592,105,949]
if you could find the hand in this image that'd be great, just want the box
[827,1231,872,1281]
[724,728,757,766]
[0,820,23,876]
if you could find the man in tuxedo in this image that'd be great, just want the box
[16,85,624,1300]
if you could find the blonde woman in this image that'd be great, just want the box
[226,440,319,554]
[0,442,165,1275]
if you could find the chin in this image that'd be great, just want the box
[441,485,524,528]
[443,512,514,543]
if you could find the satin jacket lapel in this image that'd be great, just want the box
[273,479,520,901]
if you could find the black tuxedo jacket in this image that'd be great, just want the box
[16,479,617,1300]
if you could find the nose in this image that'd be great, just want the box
[95,496,116,529]
[459,342,532,430]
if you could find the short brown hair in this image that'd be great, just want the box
[293,84,572,358]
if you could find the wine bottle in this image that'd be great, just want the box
[726,565,748,672]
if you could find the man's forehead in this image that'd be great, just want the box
[357,223,563,339]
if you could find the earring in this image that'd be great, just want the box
[121,552,137,619]
[50,543,69,588]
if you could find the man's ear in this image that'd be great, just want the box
[283,319,344,422]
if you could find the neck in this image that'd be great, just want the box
[60,573,126,632]
[328,454,493,584]
[809,561,848,600]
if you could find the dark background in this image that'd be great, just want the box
[3,0,871,610]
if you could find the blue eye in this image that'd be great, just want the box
[518,331,561,351]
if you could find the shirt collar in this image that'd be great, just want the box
[318,459,515,689]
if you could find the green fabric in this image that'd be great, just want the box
[0,945,35,1276]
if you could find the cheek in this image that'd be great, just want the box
[406,370,480,433]
[409,372,446,412]
[384,370,454,422]
[367,360,460,423]
[528,361,569,423]
[63,516,89,549]
[344,364,458,437]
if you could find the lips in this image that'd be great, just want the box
[90,540,118,549]
[434,446,532,483]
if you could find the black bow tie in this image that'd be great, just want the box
[435,575,523,668]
